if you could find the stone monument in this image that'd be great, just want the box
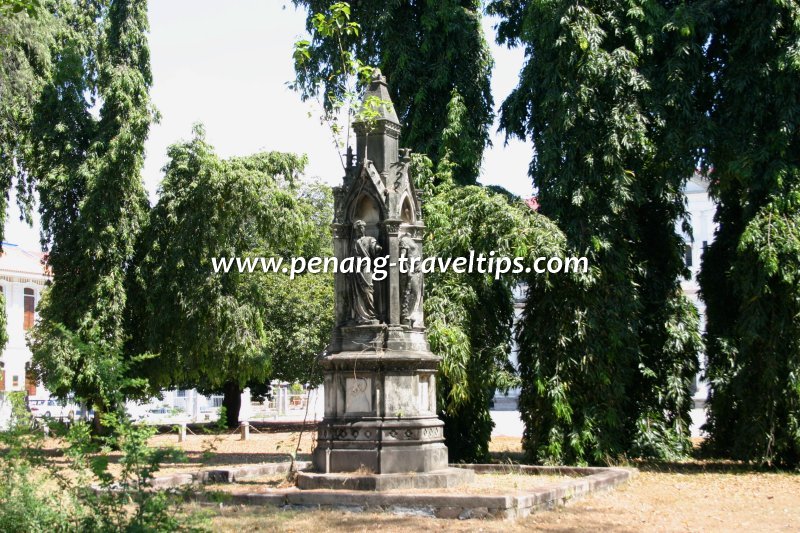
[298,70,473,490]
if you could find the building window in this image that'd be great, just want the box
[684,244,693,267]
[12,375,19,388]
[23,288,35,330]
[25,366,37,396]
[177,389,187,398]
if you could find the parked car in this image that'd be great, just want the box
[136,407,189,425]
[29,398,80,421]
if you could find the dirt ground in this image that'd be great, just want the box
[35,429,800,531]
[37,426,317,476]
[202,464,800,532]
[195,432,798,532]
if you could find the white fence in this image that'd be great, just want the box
[130,383,324,424]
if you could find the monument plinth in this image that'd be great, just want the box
[299,70,472,489]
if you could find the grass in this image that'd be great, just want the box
[197,463,800,532]
[24,427,800,531]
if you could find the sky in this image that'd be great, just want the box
[5,1,534,252]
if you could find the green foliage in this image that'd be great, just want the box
[292,0,493,185]
[0,394,68,532]
[252,271,332,386]
[0,0,54,353]
[0,0,42,16]
[292,2,375,161]
[129,127,333,423]
[699,2,800,467]
[0,0,51,227]
[29,323,154,416]
[2,391,31,429]
[489,0,706,464]
[23,0,156,415]
[414,154,565,462]
[0,393,201,532]
[69,414,200,532]
[215,406,228,431]
[0,292,7,355]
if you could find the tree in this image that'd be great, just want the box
[28,0,156,422]
[489,0,707,463]
[415,153,565,462]
[0,0,54,352]
[291,3,541,461]
[128,128,333,427]
[292,0,493,185]
[256,178,334,390]
[699,2,800,467]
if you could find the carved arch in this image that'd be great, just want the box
[399,193,415,224]
[343,162,386,225]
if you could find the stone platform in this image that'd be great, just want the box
[175,463,637,520]
[296,467,474,491]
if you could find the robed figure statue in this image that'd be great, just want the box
[349,219,382,324]
[399,233,423,328]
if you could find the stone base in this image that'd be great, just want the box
[296,467,474,491]
[313,438,448,474]
[313,418,448,474]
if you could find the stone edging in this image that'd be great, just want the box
[178,462,636,520]
[148,461,312,489]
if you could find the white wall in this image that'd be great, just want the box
[0,279,44,395]
[678,177,717,400]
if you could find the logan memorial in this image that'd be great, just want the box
[298,70,472,490]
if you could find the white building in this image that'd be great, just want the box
[0,242,48,397]
[678,174,717,436]
[492,285,524,411]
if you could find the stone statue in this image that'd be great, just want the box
[349,219,382,324]
[399,233,423,327]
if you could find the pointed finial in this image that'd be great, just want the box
[371,68,386,84]
[356,68,399,124]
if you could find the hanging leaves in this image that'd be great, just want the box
[489,0,707,463]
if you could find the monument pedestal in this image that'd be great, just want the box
[313,418,448,474]
[311,345,448,476]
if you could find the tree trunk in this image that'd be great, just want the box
[222,382,241,429]
[91,408,112,441]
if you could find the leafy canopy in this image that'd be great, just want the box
[129,126,333,401]
[489,0,706,463]
[292,0,493,184]
[415,153,565,462]
[28,0,156,412]
[699,1,800,467]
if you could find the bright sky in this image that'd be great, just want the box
[6,1,533,252]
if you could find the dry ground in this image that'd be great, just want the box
[202,464,800,532]
[197,432,798,532]
[32,429,800,531]
[36,426,317,477]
